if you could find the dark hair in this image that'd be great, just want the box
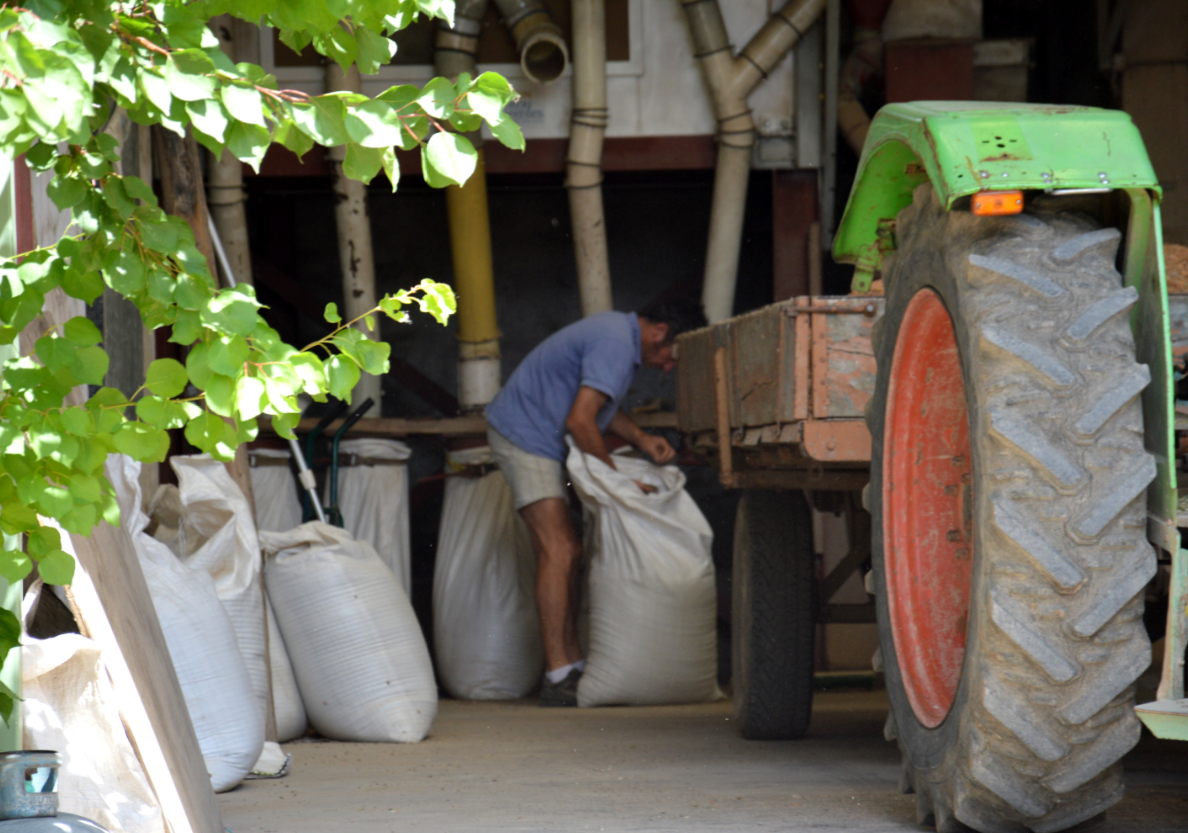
[639,297,708,342]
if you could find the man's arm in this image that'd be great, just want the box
[565,386,615,468]
[607,411,675,465]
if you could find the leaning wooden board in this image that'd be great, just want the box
[64,520,225,833]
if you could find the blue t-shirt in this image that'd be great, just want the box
[485,312,641,462]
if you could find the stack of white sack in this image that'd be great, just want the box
[248,448,303,533]
[167,456,298,766]
[433,446,542,700]
[329,438,413,592]
[22,582,165,833]
[260,522,437,742]
[245,448,309,742]
[109,454,264,792]
[567,444,721,707]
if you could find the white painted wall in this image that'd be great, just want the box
[259,0,805,142]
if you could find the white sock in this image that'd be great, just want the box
[546,660,585,684]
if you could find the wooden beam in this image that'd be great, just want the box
[772,169,819,302]
[263,410,676,438]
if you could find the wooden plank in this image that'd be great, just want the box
[63,522,223,833]
[811,310,830,418]
[793,299,812,421]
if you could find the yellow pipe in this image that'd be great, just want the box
[446,147,501,347]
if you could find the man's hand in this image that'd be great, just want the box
[633,480,658,495]
[636,433,675,465]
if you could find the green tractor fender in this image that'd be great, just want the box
[833,101,1160,288]
[833,101,1188,727]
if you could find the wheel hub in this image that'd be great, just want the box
[883,289,974,729]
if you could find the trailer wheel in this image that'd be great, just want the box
[867,186,1155,833]
[732,489,816,739]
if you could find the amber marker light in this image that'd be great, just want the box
[971,190,1024,216]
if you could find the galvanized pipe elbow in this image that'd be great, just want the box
[493,0,570,84]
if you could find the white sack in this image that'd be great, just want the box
[109,455,264,792]
[260,522,436,742]
[170,455,271,731]
[433,446,542,700]
[267,597,306,742]
[329,438,412,591]
[249,449,303,533]
[23,630,165,833]
[567,446,720,707]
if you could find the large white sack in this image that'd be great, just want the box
[249,449,303,533]
[329,438,412,591]
[267,597,306,742]
[433,446,542,700]
[170,455,271,731]
[109,455,264,792]
[260,522,436,742]
[23,628,165,833]
[567,446,720,707]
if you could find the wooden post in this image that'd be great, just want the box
[325,62,382,417]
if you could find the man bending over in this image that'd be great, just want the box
[484,298,708,707]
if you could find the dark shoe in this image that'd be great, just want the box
[539,668,582,707]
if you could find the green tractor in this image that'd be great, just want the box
[834,102,1185,831]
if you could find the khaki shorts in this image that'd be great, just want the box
[487,426,568,510]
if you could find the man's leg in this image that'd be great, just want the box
[520,496,583,672]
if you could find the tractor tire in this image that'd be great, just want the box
[867,186,1156,833]
[731,489,816,739]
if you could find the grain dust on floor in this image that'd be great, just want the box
[218,690,1188,833]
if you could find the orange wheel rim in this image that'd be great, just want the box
[883,289,974,729]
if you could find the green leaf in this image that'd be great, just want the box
[35,334,75,371]
[273,120,315,160]
[113,422,171,463]
[184,410,229,453]
[325,354,361,401]
[343,143,383,184]
[163,52,217,101]
[46,176,87,210]
[220,83,266,127]
[186,98,230,143]
[137,396,201,430]
[106,248,146,295]
[424,131,477,187]
[68,345,109,385]
[27,527,61,558]
[63,315,101,346]
[289,352,326,395]
[60,267,104,305]
[235,375,265,420]
[202,287,262,336]
[37,549,75,586]
[145,358,188,398]
[37,483,73,517]
[417,77,457,119]
[171,309,202,345]
[355,26,396,74]
[271,410,300,440]
[290,96,349,146]
[490,116,525,151]
[225,120,271,172]
[344,100,404,148]
[61,407,93,436]
[0,502,38,535]
[380,147,400,191]
[0,550,31,583]
[416,279,457,324]
[355,339,390,375]
[324,302,341,323]
[206,335,250,376]
[205,373,234,417]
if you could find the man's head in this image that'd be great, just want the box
[637,297,708,371]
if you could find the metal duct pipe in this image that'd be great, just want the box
[492,0,569,84]
[681,0,827,322]
[567,0,612,317]
[435,0,503,410]
[326,62,382,416]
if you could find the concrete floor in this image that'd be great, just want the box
[219,690,1188,833]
